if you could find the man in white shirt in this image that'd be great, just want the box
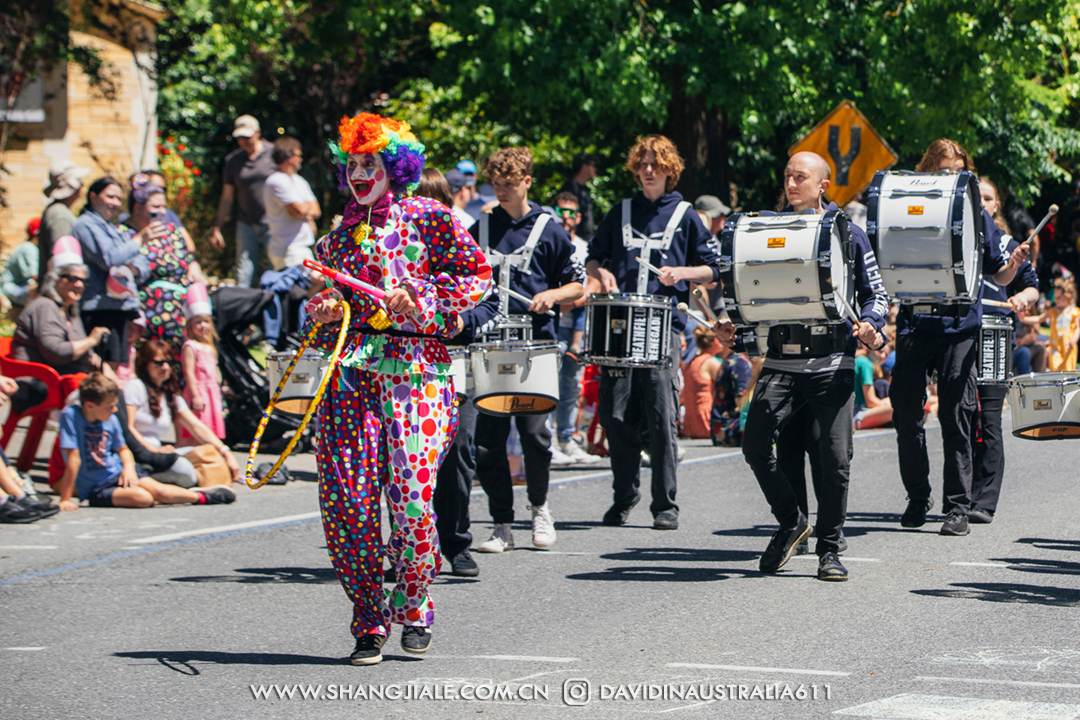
[263,137,321,270]
[444,169,477,229]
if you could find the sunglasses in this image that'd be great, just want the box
[149,359,170,368]
[60,274,86,284]
[555,207,579,217]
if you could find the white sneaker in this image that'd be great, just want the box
[477,523,514,553]
[529,504,557,549]
[560,440,601,464]
[641,450,651,468]
[549,444,575,466]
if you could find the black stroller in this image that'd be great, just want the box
[211,285,314,452]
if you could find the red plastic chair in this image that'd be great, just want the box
[0,337,66,471]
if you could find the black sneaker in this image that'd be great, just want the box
[14,495,59,518]
[602,496,640,526]
[0,499,45,524]
[968,508,994,524]
[350,634,387,666]
[759,513,812,573]
[652,510,679,530]
[940,512,970,536]
[195,485,236,505]
[448,549,479,577]
[817,552,848,581]
[901,495,933,528]
[401,626,432,655]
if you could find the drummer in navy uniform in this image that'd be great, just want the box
[966,176,1038,524]
[721,151,889,581]
[586,134,722,531]
[469,147,585,554]
[889,140,1029,537]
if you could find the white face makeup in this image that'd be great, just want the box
[347,152,389,205]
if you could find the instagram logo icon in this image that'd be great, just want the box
[563,679,592,706]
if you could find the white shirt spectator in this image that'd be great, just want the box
[124,377,189,444]
[264,171,317,268]
[452,205,474,231]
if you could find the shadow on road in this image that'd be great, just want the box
[911,582,1080,607]
[170,567,337,584]
[1016,537,1080,553]
[114,650,344,674]
[566,565,759,582]
[600,547,758,563]
[988,558,1080,576]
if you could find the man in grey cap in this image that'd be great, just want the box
[210,114,277,287]
[694,194,731,238]
[39,161,91,283]
[443,169,475,228]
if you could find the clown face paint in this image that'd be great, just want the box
[347,153,389,205]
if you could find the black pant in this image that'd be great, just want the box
[597,335,680,517]
[889,333,977,515]
[434,391,477,558]
[776,405,823,518]
[742,367,854,555]
[475,412,551,524]
[970,383,1007,514]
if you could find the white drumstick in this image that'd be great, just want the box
[503,287,556,317]
[692,288,719,324]
[677,302,708,325]
[1030,204,1058,239]
[639,257,666,277]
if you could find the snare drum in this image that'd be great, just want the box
[581,293,673,368]
[470,341,560,416]
[1007,372,1080,440]
[866,170,983,304]
[448,346,473,399]
[719,210,853,326]
[977,315,1013,385]
[267,351,331,415]
[481,314,533,343]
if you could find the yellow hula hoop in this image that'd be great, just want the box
[245,301,352,489]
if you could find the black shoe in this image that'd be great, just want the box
[401,626,432,655]
[968,508,994,524]
[448,549,479,577]
[14,495,59,518]
[0,499,45,524]
[817,552,848,581]
[837,532,848,554]
[795,541,810,556]
[350,634,387,665]
[195,485,236,505]
[759,513,812,573]
[901,495,933,528]
[940,512,970,536]
[602,496,640,526]
[652,510,679,530]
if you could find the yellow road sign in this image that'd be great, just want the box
[788,100,898,207]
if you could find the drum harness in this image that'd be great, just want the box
[621,199,691,294]
[479,212,552,318]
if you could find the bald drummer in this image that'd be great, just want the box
[717,152,889,582]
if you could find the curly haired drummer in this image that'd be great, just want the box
[716,151,889,582]
[889,139,1029,538]
[305,113,493,665]
[586,135,723,531]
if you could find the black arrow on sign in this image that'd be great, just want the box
[827,125,861,186]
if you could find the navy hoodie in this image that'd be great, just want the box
[468,202,584,341]
[587,191,721,334]
[982,234,1037,318]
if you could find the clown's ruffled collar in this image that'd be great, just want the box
[341,190,395,232]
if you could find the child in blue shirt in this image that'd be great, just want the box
[57,372,235,510]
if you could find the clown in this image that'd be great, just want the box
[306,114,492,665]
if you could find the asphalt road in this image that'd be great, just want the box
[4,420,1080,719]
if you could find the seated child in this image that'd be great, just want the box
[56,372,236,511]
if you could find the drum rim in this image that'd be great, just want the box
[579,355,673,368]
[472,391,560,417]
[469,340,560,352]
[1008,371,1080,387]
[585,292,675,308]
[1011,421,1080,440]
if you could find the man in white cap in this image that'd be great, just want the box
[39,161,91,283]
[210,115,276,287]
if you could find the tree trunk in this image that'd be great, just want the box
[663,71,729,206]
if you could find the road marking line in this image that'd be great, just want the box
[667,663,850,677]
[468,655,579,663]
[836,692,1080,718]
[127,512,320,545]
[791,556,880,563]
[4,647,46,651]
[950,562,1010,568]
[658,700,717,713]
[0,545,58,550]
[917,675,1080,690]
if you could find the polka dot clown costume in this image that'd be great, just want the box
[304,113,492,662]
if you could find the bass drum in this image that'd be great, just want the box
[470,341,560,416]
[719,210,853,327]
[866,170,983,304]
[267,351,330,416]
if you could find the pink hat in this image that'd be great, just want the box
[50,235,83,269]
[184,282,212,319]
[106,265,138,300]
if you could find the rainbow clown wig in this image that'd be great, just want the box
[329,113,426,196]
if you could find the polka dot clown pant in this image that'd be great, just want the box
[318,366,458,639]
